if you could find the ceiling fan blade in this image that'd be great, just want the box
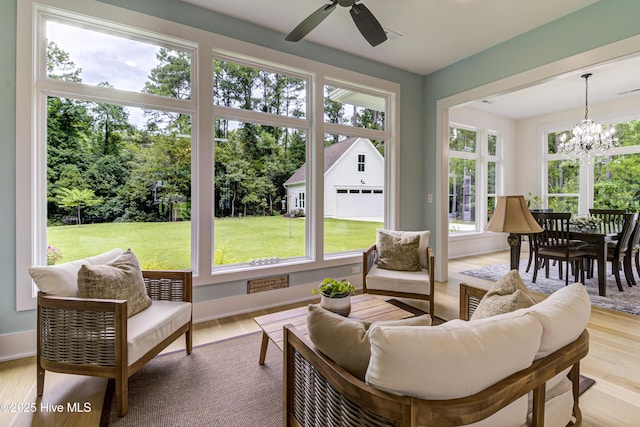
[286,2,338,42]
[350,3,387,47]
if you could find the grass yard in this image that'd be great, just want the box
[47,216,383,270]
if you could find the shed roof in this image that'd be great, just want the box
[284,137,360,186]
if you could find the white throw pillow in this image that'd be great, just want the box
[29,248,123,297]
[365,311,542,400]
[524,282,591,358]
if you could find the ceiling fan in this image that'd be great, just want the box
[285,0,387,47]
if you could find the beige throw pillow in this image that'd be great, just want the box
[307,304,431,380]
[77,249,152,317]
[470,269,537,320]
[376,230,421,271]
[377,229,430,269]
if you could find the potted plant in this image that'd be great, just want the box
[312,278,355,316]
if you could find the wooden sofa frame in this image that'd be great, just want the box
[284,283,589,427]
[363,244,435,315]
[37,270,193,416]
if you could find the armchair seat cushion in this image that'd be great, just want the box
[127,300,192,365]
[365,264,430,295]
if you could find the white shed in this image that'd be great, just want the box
[284,137,384,219]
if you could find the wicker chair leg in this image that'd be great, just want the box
[186,329,193,354]
[116,377,128,416]
[36,364,45,396]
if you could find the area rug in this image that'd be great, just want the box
[101,332,282,426]
[460,261,640,316]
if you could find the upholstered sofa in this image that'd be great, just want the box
[283,280,591,427]
[30,249,192,416]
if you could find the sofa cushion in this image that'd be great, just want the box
[377,229,430,269]
[470,270,536,320]
[366,311,542,401]
[524,283,591,358]
[376,230,421,271]
[29,248,123,297]
[77,249,152,317]
[127,300,192,365]
[365,265,430,295]
[307,304,431,380]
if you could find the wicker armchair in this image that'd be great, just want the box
[37,270,193,417]
[363,243,435,315]
[283,283,589,427]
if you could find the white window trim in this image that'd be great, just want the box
[16,0,400,310]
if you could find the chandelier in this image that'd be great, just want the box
[558,73,616,164]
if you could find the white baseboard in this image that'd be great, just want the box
[0,329,37,362]
[0,274,362,361]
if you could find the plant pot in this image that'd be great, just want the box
[320,292,351,317]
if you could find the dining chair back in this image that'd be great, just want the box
[589,209,626,234]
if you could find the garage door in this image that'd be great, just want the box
[335,189,383,218]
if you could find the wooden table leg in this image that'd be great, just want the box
[258,330,269,365]
[597,239,607,297]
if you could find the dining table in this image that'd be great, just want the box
[569,225,622,297]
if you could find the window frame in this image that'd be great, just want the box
[447,124,502,235]
[16,0,400,310]
[542,115,640,214]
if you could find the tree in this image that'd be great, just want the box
[46,41,82,82]
[56,188,102,225]
[46,42,93,224]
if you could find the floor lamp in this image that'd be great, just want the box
[486,195,543,271]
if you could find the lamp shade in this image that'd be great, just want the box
[485,195,543,234]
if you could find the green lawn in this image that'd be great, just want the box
[47,216,382,270]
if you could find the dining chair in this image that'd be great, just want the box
[584,212,637,291]
[532,212,587,286]
[624,219,640,287]
[588,208,627,234]
[526,209,553,273]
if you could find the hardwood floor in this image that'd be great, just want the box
[1,250,639,426]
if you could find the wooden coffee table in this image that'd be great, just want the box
[253,293,416,365]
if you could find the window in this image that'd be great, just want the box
[322,83,388,256]
[16,1,399,310]
[448,125,501,233]
[42,18,195,273]
[543,118,640,213]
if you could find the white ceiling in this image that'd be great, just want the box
[181,0,640,119]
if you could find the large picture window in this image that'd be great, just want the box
[16,1,398,310]
[544,118,640,213]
